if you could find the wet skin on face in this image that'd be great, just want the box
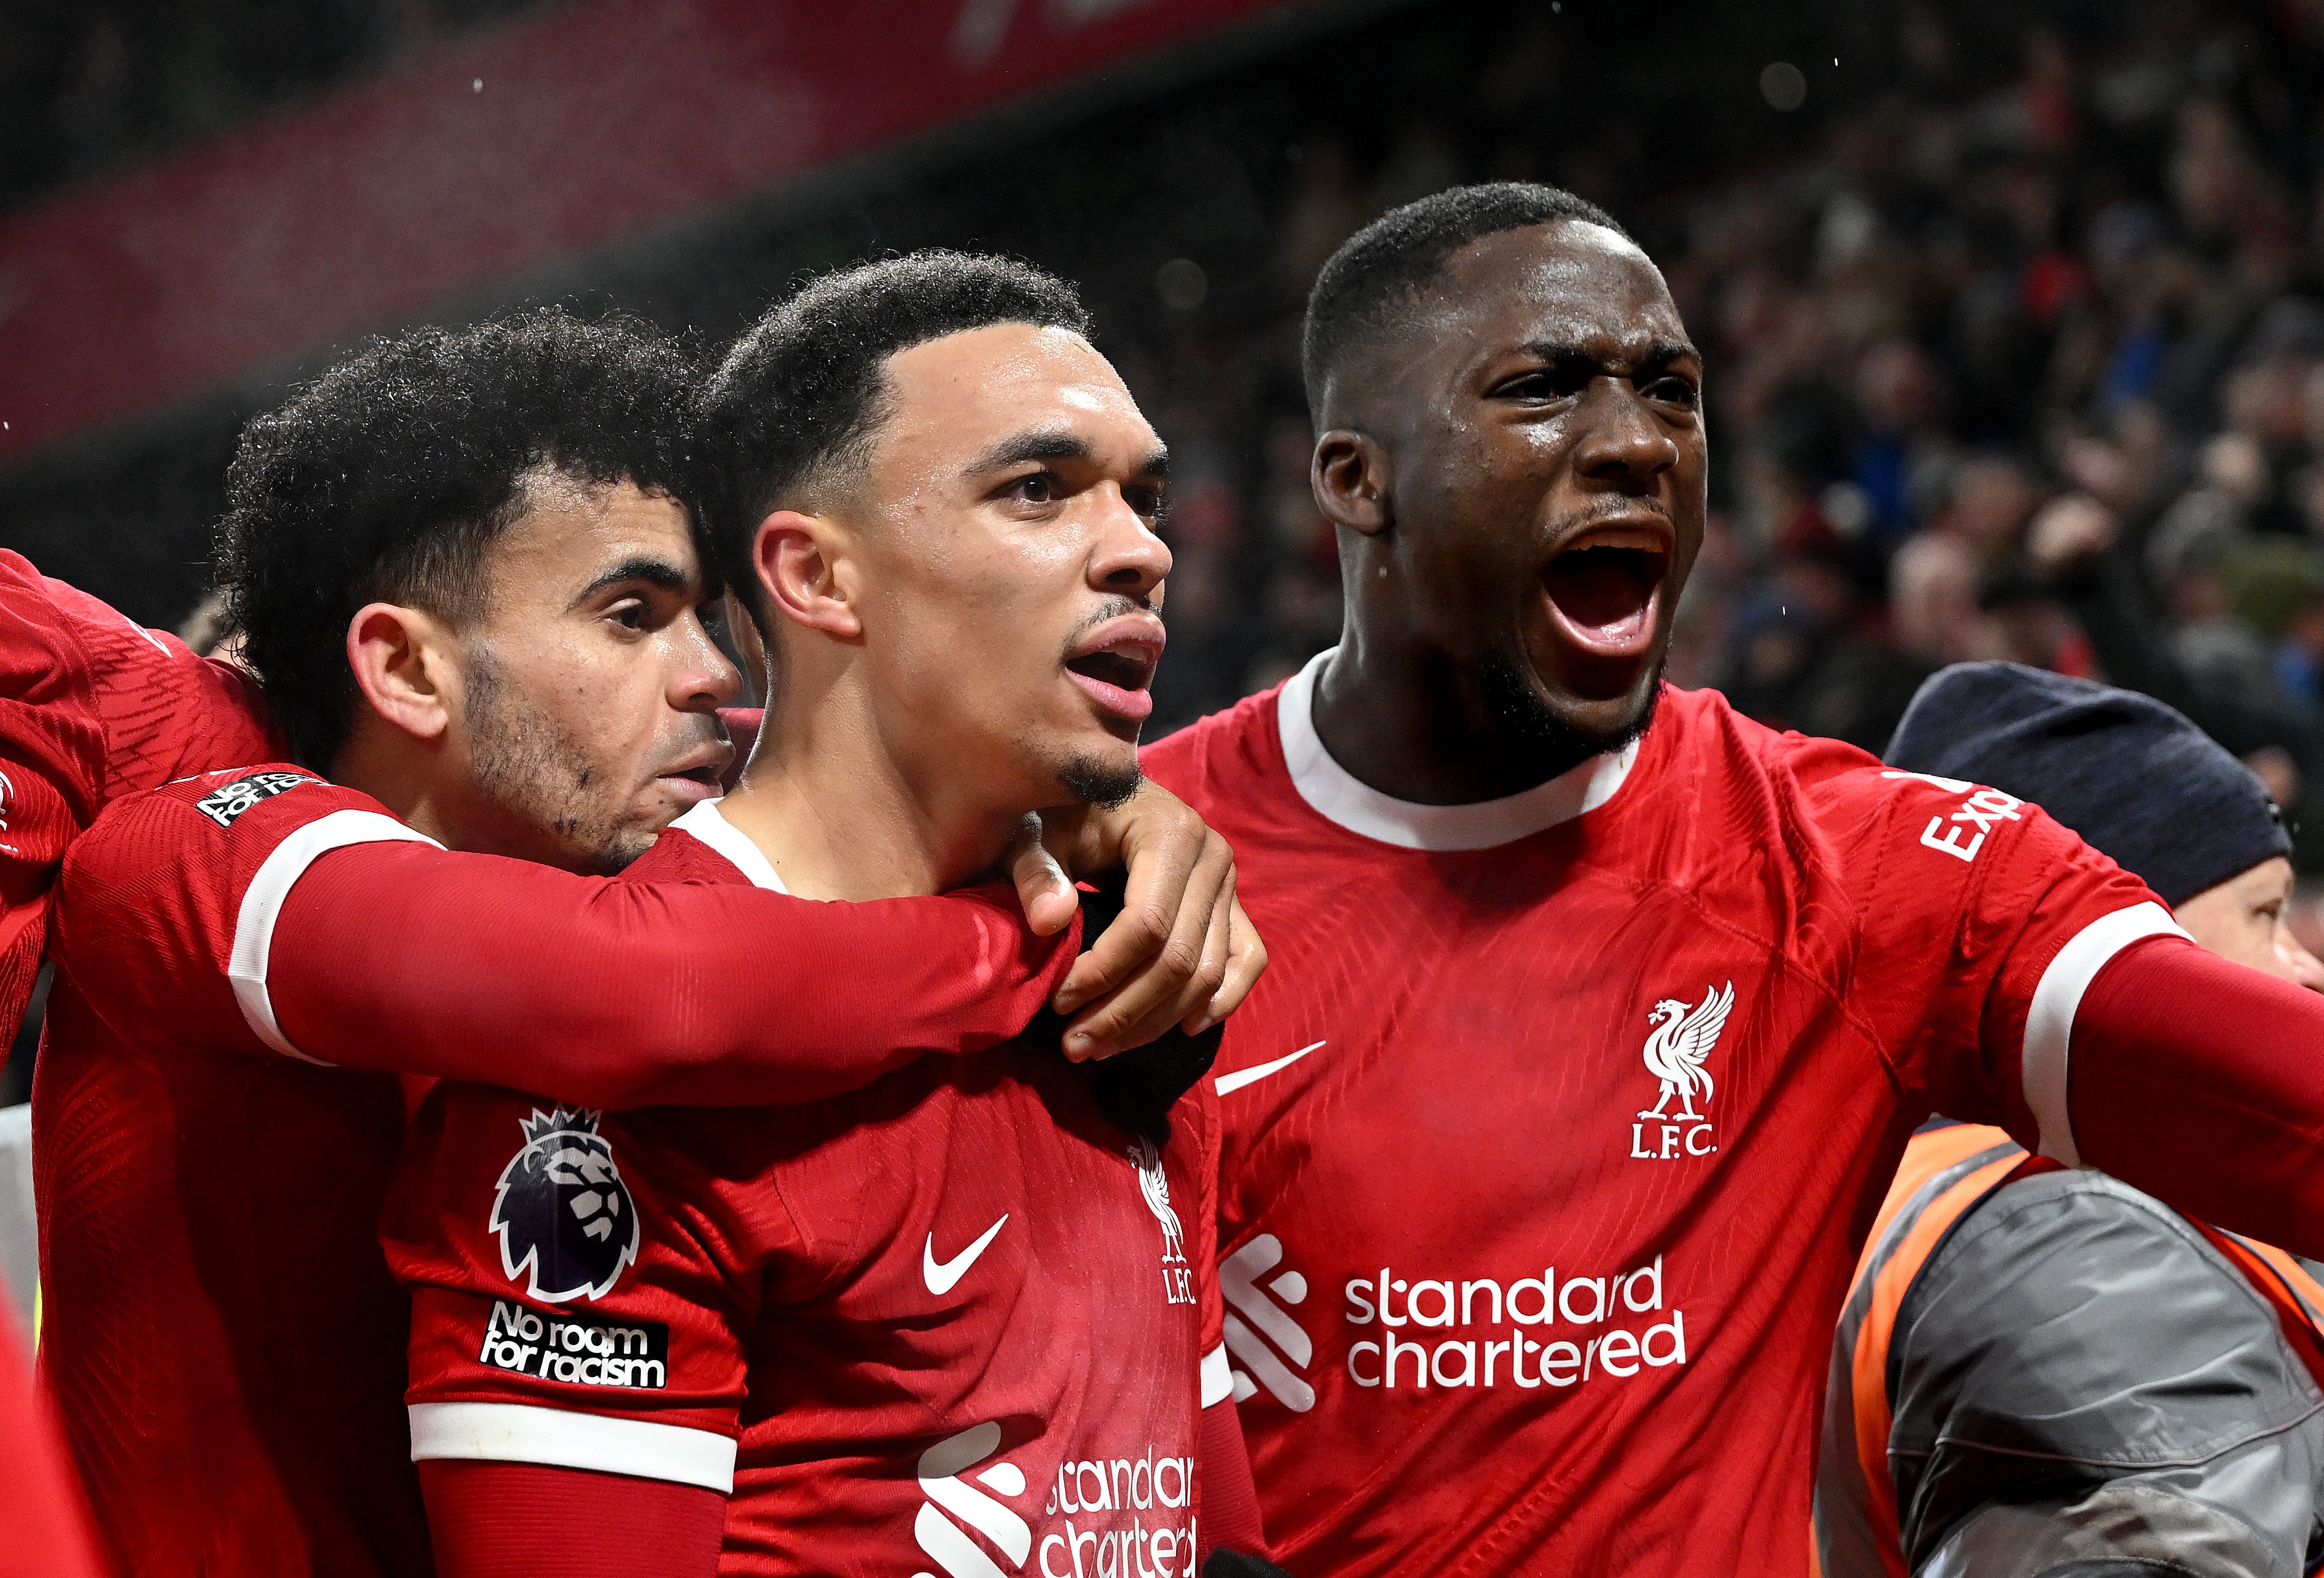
[1313,219,1708,803]
[445,478,739,874]
[848,323,1174,816]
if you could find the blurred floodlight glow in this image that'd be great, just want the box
[1760,61,1807,111]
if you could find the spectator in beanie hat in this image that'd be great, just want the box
[1883,660,2316,985]
[1816,661,2324,1578]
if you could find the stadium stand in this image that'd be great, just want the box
[10,5,2324,819]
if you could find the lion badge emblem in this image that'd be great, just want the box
[491,1107,640,1302]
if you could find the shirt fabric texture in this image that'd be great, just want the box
[1137,651,2164,1577]
[389,813,1229,1577]
[39,772,1073,1577]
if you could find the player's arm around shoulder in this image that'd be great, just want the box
[384,1083,753,1578]
[1888,1170,2324,1576]
[47,765,423,1056]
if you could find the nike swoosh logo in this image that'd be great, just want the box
[1215,1041,1325,1096]
[923,1214,1009,1296]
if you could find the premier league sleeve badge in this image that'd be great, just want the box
[490,1107,642,1302]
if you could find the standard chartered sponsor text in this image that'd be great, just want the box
[1342,1256,1686,1389]
[1037,1444,1198,1577]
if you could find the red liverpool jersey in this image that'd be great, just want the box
[40,771,437,1577]
[42,770,1083,1577]
[0,551,275,1040]
[389,802,1231,1578]
[1137,654,2170,1577]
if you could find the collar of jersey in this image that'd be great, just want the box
[670,799,790,892]
[1275,648,1639,852]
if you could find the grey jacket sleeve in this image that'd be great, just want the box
[1887,1169,2324,1577]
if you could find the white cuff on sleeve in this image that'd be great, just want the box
[2021,900,2189,1169]
[228,808,440,1063]
[408,1401,737,1493]
[1201,1343,1232,1408]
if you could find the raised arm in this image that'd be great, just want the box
[2065,935,2324,1259]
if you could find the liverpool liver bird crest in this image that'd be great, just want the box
[1638,982,1734,1121]
[1130,1136,1185,1264]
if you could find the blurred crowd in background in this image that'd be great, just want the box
[1106,2,2324,891]
[11,0,2324,858]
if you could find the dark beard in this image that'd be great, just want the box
[1477,651,1666,780]
[1057,752,1143,810]
[465,649,658,874]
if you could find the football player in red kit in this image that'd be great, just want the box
[42,311,1258,1577]
[389,254,1266,1578]
[0,550,277,1043]
[1139,183,2324,1575]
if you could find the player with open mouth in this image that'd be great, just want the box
[1065,614,1166,729]
[1144,180,2324,1577]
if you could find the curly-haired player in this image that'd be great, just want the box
[39,307,1259,1577]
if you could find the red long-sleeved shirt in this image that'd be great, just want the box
[40,768,1077,1578]
[0,549,278,1044]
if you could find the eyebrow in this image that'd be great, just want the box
[964,428,1089,477]
[1516,339,1702,369]
[568,555,693,611]
[961,427,1171,481]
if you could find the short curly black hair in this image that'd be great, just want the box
[696,251,1091,620]
[216,308,702,768]
[1302,182,1630,417]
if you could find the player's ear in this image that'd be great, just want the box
[755,511,863,641]
[345,602,457,743]
[1312,430,1392,537]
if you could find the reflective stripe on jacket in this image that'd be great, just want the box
[1816,1124,2324,1578]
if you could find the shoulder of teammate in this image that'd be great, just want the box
[1138,685,1281,814]
[0,554,108,820]
[1746,721,2167,1115]
[1891,1167,2323,1559]
[387,1083,764,1496]
[50,765,428,1057]
[5,557,280,794]
[1756,714,2143,924]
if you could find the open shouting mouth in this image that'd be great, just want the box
[1539,517,1673,662]
[1064,615,1166,724]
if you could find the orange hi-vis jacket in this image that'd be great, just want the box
[1816,1124,2324,1577]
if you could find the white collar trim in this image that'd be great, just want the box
[1276,648,1638,852]
[670,799,789,893]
